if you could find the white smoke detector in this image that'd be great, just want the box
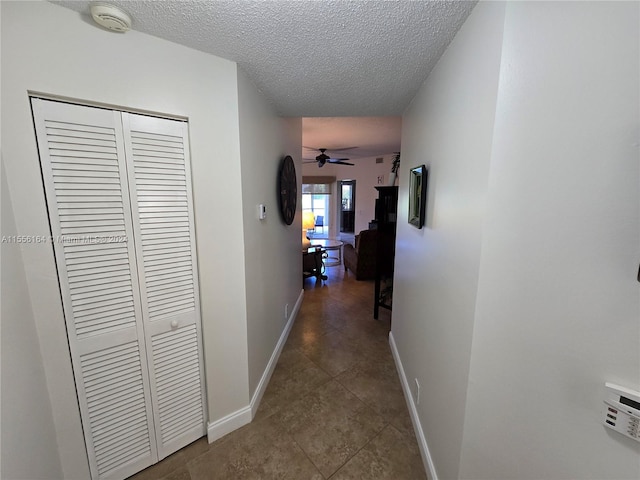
[90,3,132,33]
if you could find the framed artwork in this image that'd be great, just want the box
[408,165,428,228]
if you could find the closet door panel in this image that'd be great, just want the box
[122,113,206,459]
[32,99,158,480]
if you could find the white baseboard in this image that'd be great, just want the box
[207,405,252,443]
[389,331,438,480]
[206,289,304,443]
[249,289,304,417]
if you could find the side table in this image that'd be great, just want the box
[310,239,344,267]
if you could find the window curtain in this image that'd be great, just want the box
[302,176,335,195]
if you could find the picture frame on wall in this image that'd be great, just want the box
[408,164,428,228]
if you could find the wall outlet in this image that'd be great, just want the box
[284,303,289,319]
[414,378,420,405]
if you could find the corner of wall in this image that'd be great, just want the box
[1,158,65,479]
[236,65,304,402]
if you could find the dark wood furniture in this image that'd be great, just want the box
[303,246,327,282]
[373,186,398,319]
[343,229,378,280]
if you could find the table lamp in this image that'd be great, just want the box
[302,211,316,249]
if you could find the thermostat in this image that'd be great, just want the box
[603,383,640,442]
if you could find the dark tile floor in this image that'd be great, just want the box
[130,264,426,479]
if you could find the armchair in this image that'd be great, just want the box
[343,229,378,280]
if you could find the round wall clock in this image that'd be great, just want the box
[278,155,297,225]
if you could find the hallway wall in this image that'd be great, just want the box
[1,1,284,476]
[459,2,640,478]
[237,67,303,398]
[392,2,505,478]
[1,160,63,479]
[393,2,640,479]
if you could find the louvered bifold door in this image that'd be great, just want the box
[121,113,206,460]
[31,99,158,480]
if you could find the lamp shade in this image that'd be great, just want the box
[302,211,316,231]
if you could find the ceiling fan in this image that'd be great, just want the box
[303,147,355,167]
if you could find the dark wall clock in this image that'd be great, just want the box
[278,155,297,225]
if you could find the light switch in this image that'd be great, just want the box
[258,204,267,220]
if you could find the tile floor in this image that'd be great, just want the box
[129,264,426,480]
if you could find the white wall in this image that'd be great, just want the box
[1,1,249,477]
[1,160,64,480]
[459,2,640,479]
[392,2,505,479]
[393,1,640,479]
[236,68,302,397]
[301,155,394,239]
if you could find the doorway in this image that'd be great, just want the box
[302,193,330,239]
[31,98,206,480]
[339,180,356,234]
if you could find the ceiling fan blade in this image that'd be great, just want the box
[327,157,350,162]
[332,161,354,166]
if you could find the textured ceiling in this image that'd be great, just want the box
[52,0,477,117]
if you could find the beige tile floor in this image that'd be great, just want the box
[130,265,426,480]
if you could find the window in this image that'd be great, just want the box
[302,193,329,238]
[302,176,335,239]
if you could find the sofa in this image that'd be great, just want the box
[343,229,378,280]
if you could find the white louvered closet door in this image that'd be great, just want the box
[33,99,206,479]
[122,113,206,459]
[32,99,158,480]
